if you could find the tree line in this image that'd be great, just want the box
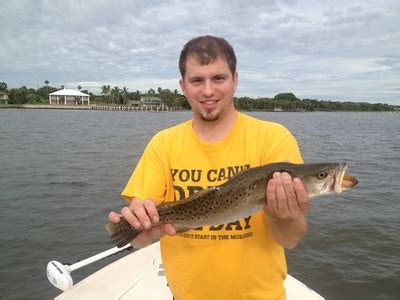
[98,85,189,109]
[233,93,395,112]
[0,82,396,112]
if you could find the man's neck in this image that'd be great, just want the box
[192,109,238,143]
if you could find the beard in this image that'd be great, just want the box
[199,109,222,122]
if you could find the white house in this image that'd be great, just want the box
[49,88,90,105]
[140,96,162,106]
[0,91,8,104]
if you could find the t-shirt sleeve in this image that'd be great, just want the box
[262,124,303,165]
[121,133,167,204]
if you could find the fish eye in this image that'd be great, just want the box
[317,171,328,180]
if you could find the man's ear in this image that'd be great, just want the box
[179,78,186,95]
[233,71,239,93]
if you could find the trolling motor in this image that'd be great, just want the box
[47,244,132,291]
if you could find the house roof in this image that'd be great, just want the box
[140,96,161,101]
[49,88,89,96]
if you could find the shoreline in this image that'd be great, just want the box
[0,104,92,110]
[0,104,181,112]
[0,104,398,113]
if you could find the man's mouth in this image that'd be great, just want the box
[200,99,219,105]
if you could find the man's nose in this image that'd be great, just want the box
[203,80,214,97]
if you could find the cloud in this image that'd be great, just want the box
[0,0,399,104]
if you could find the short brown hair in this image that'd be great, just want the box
[179,35,237,78]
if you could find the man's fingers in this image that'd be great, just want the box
[108,211,121,223]
[130,200,152,229]
[281,172,298,212]
[294,178,310,213]
[273,172,289,215]
[121,206,141,229]
[143,199,160,223]
[163,224,176,236]
[266,178,278,215]
[148,225,164,241]
[131,223,177,248]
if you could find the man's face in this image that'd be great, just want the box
[179,55,238,122]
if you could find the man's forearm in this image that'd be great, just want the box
[266,215,308,249]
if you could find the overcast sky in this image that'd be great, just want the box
[1,0,399,104]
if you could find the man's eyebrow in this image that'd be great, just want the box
[188,76,203,81]
[214,73,228,77]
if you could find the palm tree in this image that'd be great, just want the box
[44,80,49,100]
[77,85,82,91]
[101,85,111,103]
[121,87,129,105]
[111,86,121,104]
[134,90,141,100]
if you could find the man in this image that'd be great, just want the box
[109,35,309,300]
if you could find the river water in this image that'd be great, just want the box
[0,109,399,299]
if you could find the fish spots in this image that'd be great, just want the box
[170,164,255,241]
[171,165,251,201]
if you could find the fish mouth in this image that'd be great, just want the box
[341,174,358,190]
[336,163,358,192]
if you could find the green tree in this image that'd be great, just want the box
[9,87,29,104]
[274,93,298,102]
[27,93,41,104]
[121,86,129,105]
[0,82,8,92]
[132,90,141,100]
[44,80,49,100]
[111,86,122,104]
[101,85,111,103]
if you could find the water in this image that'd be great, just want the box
[0,109,399,300]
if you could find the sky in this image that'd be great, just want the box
[1,0,399,104]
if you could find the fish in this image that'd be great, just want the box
[106,162,358,247]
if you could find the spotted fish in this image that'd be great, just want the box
[106,162,358,247]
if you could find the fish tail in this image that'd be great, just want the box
[105,218,141,248]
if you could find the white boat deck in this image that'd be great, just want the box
[55,242,324,300]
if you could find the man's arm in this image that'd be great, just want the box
[108,198,176,248]
[263,171,310,249]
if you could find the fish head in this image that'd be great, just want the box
[292,162,358,197]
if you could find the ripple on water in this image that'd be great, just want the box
[1,110,399,300]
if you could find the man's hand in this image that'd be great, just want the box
[263,172,310,249]
[108,198,176,248]
[264,172,310,220]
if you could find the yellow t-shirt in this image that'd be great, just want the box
[122,112,303,300]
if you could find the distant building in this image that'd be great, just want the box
[128,100,142,106]
[0,91,8,104]
[140,96,162,106]
[49,88,90,105]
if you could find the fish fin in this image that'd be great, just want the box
[105,217,141,248]
[187,186,219,201]
[156,201,179,210]
[175,226,195,234]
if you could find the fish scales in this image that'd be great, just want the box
[106,162,358,247]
